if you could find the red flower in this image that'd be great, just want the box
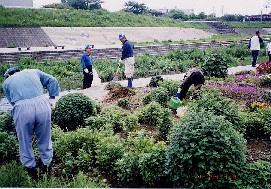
[231,175,237,180]
[198,175,203,180]
[215,176,219,180]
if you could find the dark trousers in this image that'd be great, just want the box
[83,65,93,89]
[179,79,193,100]
[252,50,259,66]
[268,53,271,62]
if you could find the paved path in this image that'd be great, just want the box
[0,65,257,113]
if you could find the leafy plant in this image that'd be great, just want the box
[0,131,19,164]
[149,76,163,87]
[85,106,139,132]
[137,102,173,139]
[0,161,30,187]
[200,51,231,78]
[258,74,271,88]
[117,98,129,109]
[166,110,247,188]
[143,87,170,106]
[0,112,15,133]
[53,93,97,131]
[158,80,180,97]
[115,130,167,187]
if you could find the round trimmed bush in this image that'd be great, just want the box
[166,110,247,188]
[53,93,97,131]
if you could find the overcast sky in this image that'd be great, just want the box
[102,0,271,16]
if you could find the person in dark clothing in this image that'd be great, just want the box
[81,45,93,89]
[119,34,135,88]
[248,31,264,67]
[176,68,205,100]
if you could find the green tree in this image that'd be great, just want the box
[124,1,149,15]
[167,9,188,20]
[62,0,103,10]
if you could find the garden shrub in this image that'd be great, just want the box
[53,93,97,131]
[137,102,173,139]
[105,81,122,90]
[224,43,249,59]
[240,107,271,138]
[0,112,15,133]
[143,87,170,106]
[258,74,271,88]
[43,3,71,9]
[53,128,111,176]
[0,131,19,164]
[191,89,244,133]
[200,51,230,78]
[116,130,167,187]
[158,80,179,97]
[86,106,139,132]
[95,135,125,174]
[0,161,30,187]
[166,110,247,188]
[239,160,271,189]
[149,75,163,87]
[117,98,129,109]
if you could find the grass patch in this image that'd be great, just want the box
[227,22,271,28]
[0,8,207,28]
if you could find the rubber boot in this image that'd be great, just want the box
[25,167,38,181]
[128,78,132,88]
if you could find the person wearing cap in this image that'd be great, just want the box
[2,68,60,180]
[248,31,264,67]
[81,45,93,89]
[176,68,205,100]
[119,34,135,88]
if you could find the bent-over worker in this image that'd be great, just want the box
[2,68,60,180]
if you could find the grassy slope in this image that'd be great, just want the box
[227,21,271,28]
[0,8,207,28]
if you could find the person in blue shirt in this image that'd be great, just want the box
[2,68,60,180]
[81,45,93,89]
[119,34,135,88]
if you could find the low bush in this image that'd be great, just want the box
[258,74,271,88]
[143,87,170,106]
[240,160,271,189]
[166,110,247,188]
[105,81,122,90]
[137,102,173,139]
[0,112,15,133]
[241,107,271,138]
[117,98,129,109]
[200,51,231,78]
[0,161,30,187]
[0,131,19,164]
[53,128,110,176]
[149,76,163,87]
[158,80,179,97]
[43,3,71,9]
[53,93,97,131]
[86,106,138,133]
[95,135,125,174]
[116,130,167,187]
[191,89,243,133]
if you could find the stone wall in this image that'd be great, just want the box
[0,40,248,64]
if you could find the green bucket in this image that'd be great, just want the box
[168,96,182,109]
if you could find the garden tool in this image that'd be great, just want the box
[113,60,122,81]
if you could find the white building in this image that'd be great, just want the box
[0,0,62,8]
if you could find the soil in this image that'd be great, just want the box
[247,139,271,162]
[105,87,136,102]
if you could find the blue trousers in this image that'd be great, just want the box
[251,50,259,66]
[12,95,53,168]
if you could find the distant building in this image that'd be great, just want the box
[0,0,62,8]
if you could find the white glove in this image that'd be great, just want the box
[84,68,89,73]
[49,98,56,108]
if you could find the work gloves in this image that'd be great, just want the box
[49,96,56,108]
[175,93,181,99]
[84,68,89,73]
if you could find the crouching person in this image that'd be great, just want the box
[176,68,205,100]
[2,68,60,181]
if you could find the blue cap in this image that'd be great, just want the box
[4,67,20,78]
[85,44,93,49]
[119,34,126,40]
